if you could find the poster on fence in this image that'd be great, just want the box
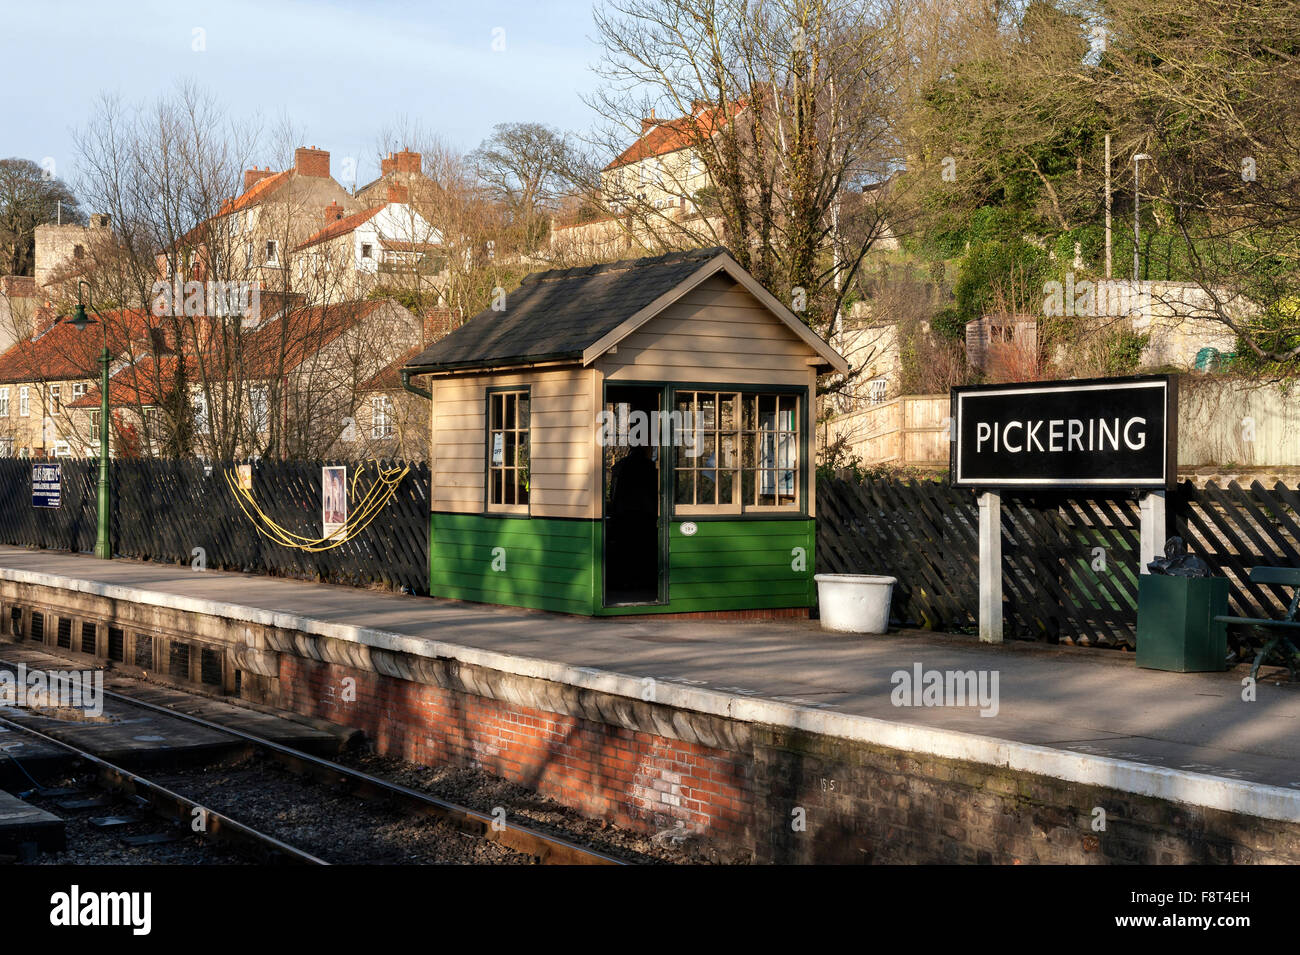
[322,466,347,538]
[32,462,61,508]
[236,463,252,492]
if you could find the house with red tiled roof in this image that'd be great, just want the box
[66,298,423,459]
[0,307,161,458]
[291,191,445,302]
[163,146,365,300]
[551,102,739,260]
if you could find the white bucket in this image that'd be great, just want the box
[814,573,896,634]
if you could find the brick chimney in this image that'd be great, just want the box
[244,166,275,192]
[33,305,59,339]
[386,182,409,204]
[395,149,421,174]
[323,201,345,226]
[381,149,421,177]
[294,146,331,178]
[641,108,657,135]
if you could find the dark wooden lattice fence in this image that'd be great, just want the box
[0,458,430,594]
[818,475,1300,649]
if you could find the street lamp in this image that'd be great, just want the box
[66,280,111,559]
[1133,153,1153,282]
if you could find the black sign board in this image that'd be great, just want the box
[32,462,61,508]
[951,375,1176,489]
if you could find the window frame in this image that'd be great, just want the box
[483,385,531,517]
[667,383,808,519]
[19,386,30,417]
[264,239,279,266]
[370,394,394,439]
[0,386,8,417]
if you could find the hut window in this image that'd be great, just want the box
[487,390,530,510]
[674,391,799,513]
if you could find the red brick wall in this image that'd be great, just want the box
[279,656,753,839]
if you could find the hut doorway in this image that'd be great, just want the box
[603,385,666,605]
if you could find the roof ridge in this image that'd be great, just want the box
[519,246,728,286]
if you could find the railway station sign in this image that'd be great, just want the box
[32,462,61,508]
[951,375,1176,489]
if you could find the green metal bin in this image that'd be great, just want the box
[1136,574,1230,672]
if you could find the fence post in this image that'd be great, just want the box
[978,490,1003,643]
[1139,490,1167,574]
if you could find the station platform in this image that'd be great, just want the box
[2,545,1298,862]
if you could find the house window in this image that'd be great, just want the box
[487,390,530,510]
[49,384,61,414]
[0,437,12,457]
[53,440,71,458]
[371,395,394,439]
[248,384,269,433]
[72,382,86,400]
[673,391,799,513]
[192,387,209,434]
[360,243,373,260]
[245,240,253,264]
[19,387,30,417]
[0,387,8,417]
[73,244,85,259]
[89,410,100,442]
[868,377,888,404]
[265,240,279,265]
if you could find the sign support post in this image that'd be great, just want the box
[1139,490,1167,574]
[978,490,1003,643]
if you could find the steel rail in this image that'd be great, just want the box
[0,712,328,865]
[93,683,627,865]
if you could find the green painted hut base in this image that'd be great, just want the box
[431,512,816,617]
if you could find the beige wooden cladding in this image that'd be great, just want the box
[824,394,949,468]
[596,274,817,386]
[431,367,596,518]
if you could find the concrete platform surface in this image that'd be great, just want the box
[0,789,64,852]
[2,546,1298,815]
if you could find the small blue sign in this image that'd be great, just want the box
[32,463,61,508]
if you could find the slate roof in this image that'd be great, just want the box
[403,247,729,374]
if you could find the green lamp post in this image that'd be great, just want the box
[67,281,112,559]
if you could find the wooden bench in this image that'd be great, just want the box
[1215,566,1300,680]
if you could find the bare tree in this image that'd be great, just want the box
[586,0,909,349]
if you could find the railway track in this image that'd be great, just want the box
[0,712,326,864]
[0,657,626,866]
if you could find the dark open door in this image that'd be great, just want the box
[603,385,665,605]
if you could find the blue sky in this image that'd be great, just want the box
[1,0,604,189]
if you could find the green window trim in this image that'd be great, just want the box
[484,385,531,516]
